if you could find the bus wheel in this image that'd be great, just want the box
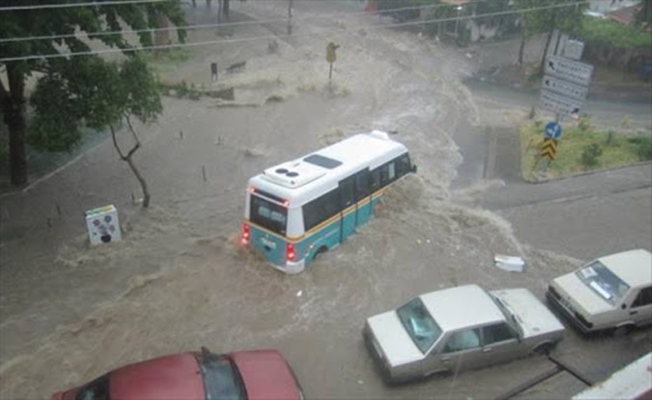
[313,246,328,262]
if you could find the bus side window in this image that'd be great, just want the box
[354,169,370,200]
[397,154,410,177]
[380,162,396,187]
[388,162,396,181]
[303,189,340,231]
[370,168,381,192]
[339,177,355,209]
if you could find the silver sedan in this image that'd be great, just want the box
[363,284,565,383]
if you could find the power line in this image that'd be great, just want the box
[0,1,588,63]
[0,0,170,11]
[0,0,488,44]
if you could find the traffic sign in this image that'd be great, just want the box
[545,122,563,140]
[542,75,589,101]
[544,55,594,86]
[539,90,583,117]
[540,139,558,160]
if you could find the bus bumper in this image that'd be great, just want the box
[277,259,306,274]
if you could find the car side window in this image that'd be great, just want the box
[75,375,110,400]
[482,323,517,345]
[443,329,481,353]
[631,286,652,308]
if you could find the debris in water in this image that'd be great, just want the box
[358,380,364,385]
[494,255,525,272]
[416,239,422,245]
[296,290,303,297]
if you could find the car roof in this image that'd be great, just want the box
[229,349,302,400]
[110,353,205,399]
[597,249,652,287]
[420,284,505,332]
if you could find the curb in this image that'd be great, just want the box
[522,160,652,184]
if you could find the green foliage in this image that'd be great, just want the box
[578,16,652,49]
[634,1,651,29]
[1,0,186,153]
[514,0,586,37]
[581,143,603,167]
[519,123,647,181]
[628,136,652,161]
[578,116,592,132]
[28,56,162,151]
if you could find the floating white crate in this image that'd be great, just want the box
[85,205,122,245]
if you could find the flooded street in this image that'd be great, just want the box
[1,1,650,398]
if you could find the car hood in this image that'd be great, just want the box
[491,289,565,338]
[366,311,424,367]
[230,350,302,400]
[552,273,614,315]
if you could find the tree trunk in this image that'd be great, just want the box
[538,7,558,75]
[154,12,171,48]
[223,0,230,19]
[518,33,526,65]
[125,156,150,208]
[539,28,554,74]
[2,64,28,186]
[110,123,150,208]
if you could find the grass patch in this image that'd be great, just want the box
[520,121,652,181]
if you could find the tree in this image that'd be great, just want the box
[0,0,186,186]
[30,56,161,207]
[514,0,586,68]
[634,1,651,29]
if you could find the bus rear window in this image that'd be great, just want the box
[250,195,287,235]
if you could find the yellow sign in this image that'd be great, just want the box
[540,139,558,160]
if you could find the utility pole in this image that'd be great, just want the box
[287,0,294,35]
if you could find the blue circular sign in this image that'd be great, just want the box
[545,122,563,140]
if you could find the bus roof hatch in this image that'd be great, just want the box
[262,159,327,188]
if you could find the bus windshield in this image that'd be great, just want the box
[250,194,287,235]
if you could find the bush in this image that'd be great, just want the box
[628,136,652,161]
[581,143,603,167]
[578,116,592,133]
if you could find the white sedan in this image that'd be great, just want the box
[547,249,652,336]
[363,284,565,383]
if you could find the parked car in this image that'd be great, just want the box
[51,348,303,400]
[547,249,652,336]
[362,284,565,383]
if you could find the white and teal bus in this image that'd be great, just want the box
[241,131,416,273]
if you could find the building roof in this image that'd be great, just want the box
[607,4,643,26]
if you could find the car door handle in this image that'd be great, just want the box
[482,347,493,353]
[441,356,450,362]
[630,311,638,315]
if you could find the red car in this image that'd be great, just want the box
[52,348,303,400]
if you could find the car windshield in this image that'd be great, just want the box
[576,261,630,305]
[199,353,246,400]
[75,375,110,400]
[250,194,287,235]
[396,297,442,354]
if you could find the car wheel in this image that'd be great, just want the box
[612,324,633,338]
[533,342,555,356]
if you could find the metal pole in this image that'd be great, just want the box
[287,0,294,35]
